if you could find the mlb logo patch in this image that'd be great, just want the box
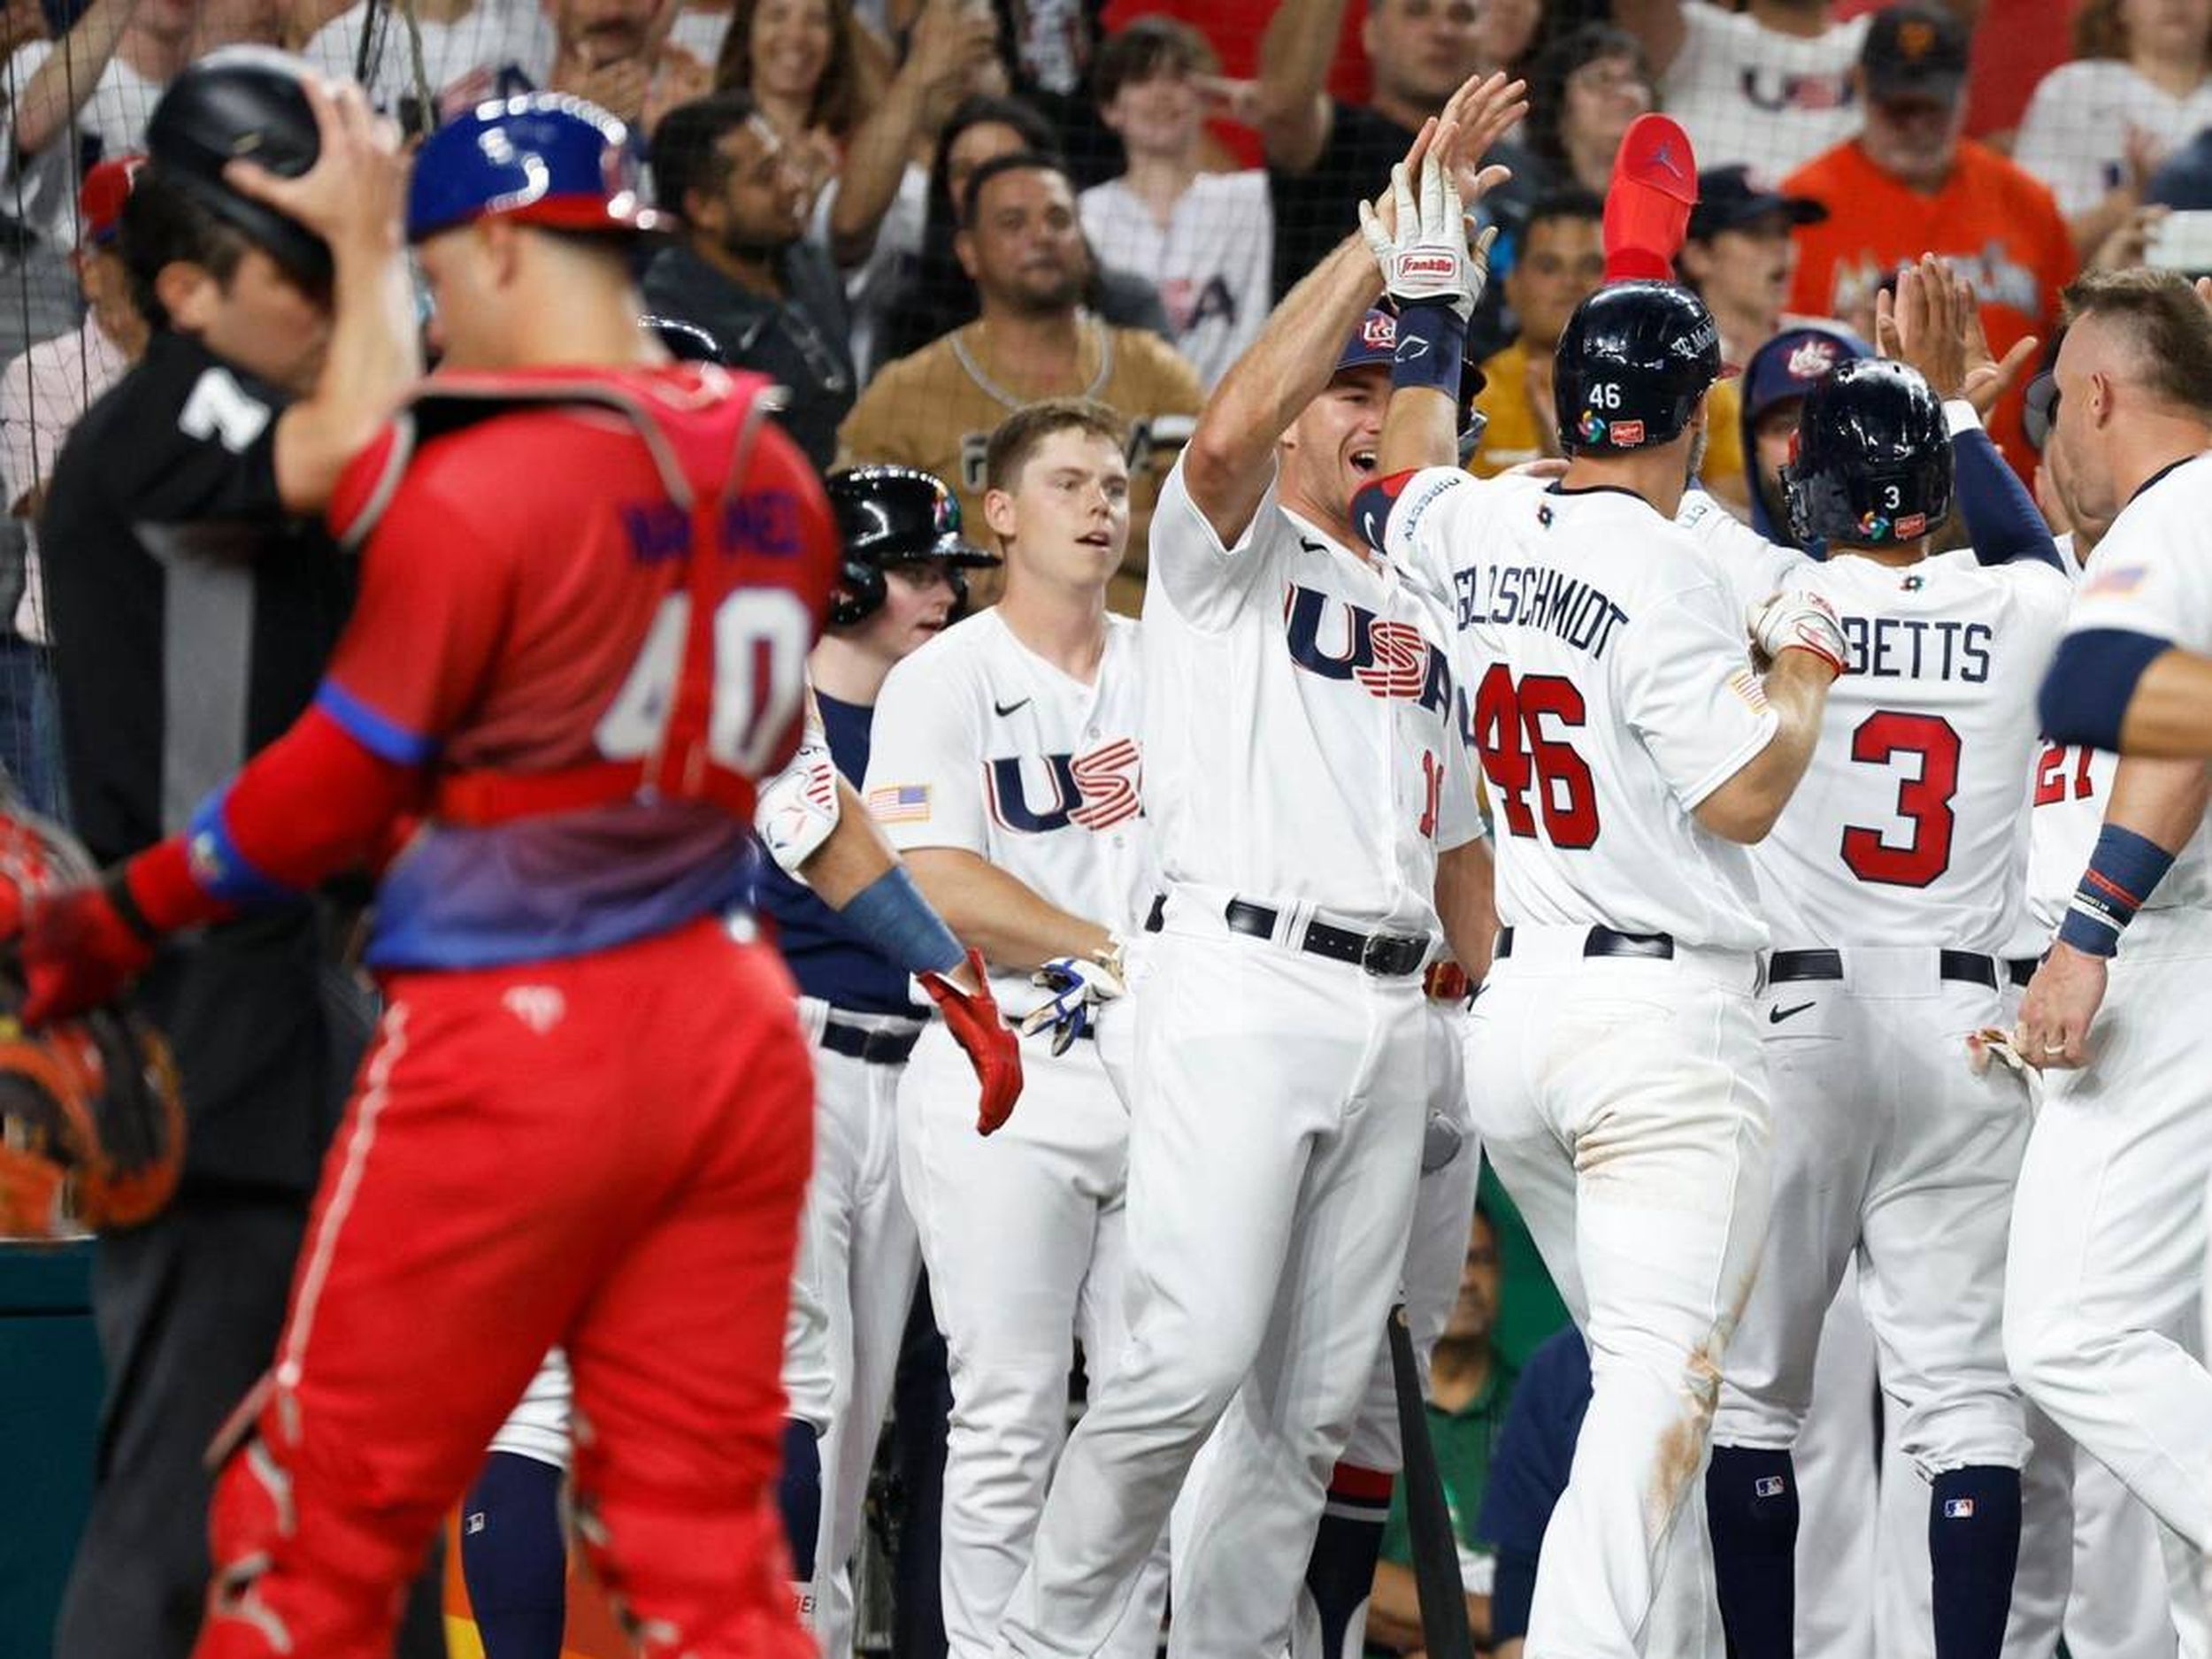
[1755,1476,1787,1498]
[1944,1498,1976,1519]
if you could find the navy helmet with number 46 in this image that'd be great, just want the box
[1783,357,1954,549]
[1552,280,1724,457]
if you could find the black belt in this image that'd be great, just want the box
[819,1019,922,1065]
[1494,926,1676,961]
[2008,957,2039,989]
[1768,949,2001,990]
[1222,899,1430,977]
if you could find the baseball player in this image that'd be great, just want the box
[1365,257,1848,1655]
[8,94,1021,1658]
[863,396,1167,1659]
[1698,340,2068,1659]
[994,81,1521,1659]
[454,464,1003,1658]
[2007,268,2212,1623]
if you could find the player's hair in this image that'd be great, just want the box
[2061,267,2212,418]
[652,90,763,218]
[958,150,1078,228]
[713,0,865,141]
[2068,0,2208,60]
[1522,188,1607,243]
[1091,16,1220,109]
[984,398,1129,494]
[118,167,252,331]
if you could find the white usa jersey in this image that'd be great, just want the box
[1386,469,1778,949]
[2023,535,2110,941]
[1754,549,2070,951]
[1142,457,1481,934]
[2052,454,2212,918]
[864,609,1151,1009]
[1677,485,1803,611]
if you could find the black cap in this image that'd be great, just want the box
[144,47,329,286]
[1686,165,1830,242]
[1861,3,1970,105]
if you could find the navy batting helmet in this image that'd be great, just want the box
[1553,280,1723,455]
[407,94,670,243]
[143,48,328,285]
[1783,358,1953,549]
[827,467,999,627]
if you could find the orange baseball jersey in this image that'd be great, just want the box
[1783,137,2073,472]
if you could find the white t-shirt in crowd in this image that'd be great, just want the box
[0,44,161,248]
[303,0,555,118]
[0,317,130,643]
[1660,0,1870,174]
[2013,59,2212,218]
[1079,172,1272,390]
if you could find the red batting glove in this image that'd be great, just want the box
[18,877,157,1025]
[918,949,1024,1134]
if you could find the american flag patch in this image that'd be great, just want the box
[1728,667,1769,713]
[1943,1498,1975,1519]
[2084,565,2147,599]
[868,784,931,823]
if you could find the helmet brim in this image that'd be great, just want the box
[411,192,676,244]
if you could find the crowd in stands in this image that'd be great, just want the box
[0,0,2206,1647]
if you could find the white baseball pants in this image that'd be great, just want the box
[794,1003,926,1659]
[1717,956,2032,1478]
[996,905,1432,1659]
[2004,932,2212,1553]
[1468,927,1771,1659]
[901,1017,1165,1659]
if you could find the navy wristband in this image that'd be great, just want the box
[1390,301,1467,398]
[2057,823,2175,958]
[839,864,964,976]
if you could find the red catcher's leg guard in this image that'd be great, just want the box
[572,1443,813,1659]
[192,1386,424,1659]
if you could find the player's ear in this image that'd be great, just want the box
[154,260,217,334]
[955,226,979,281]
[982,486,1018,543]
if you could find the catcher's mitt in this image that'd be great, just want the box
[0,804,185,1238]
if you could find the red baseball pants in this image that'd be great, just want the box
[192,918,817,1659]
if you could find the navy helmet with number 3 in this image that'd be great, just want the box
[1783,358,1954,549]
[1552,280,1724,456]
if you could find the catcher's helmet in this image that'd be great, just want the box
[827,467,999,626]
[0,810,183,1240]
[143,47,329,285]
[1784,358,1953,549]
[1553,280,1723,455]
[407,94,671,243]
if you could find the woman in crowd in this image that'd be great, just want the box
[714,0,874,204]
[2014,0,2212,256]
[1522,22,1655,197]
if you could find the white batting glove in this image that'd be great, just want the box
[1018,947,1127,1056]
[1747,590,1850,678]
[1358,153,1495,322]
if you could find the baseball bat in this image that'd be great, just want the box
[1388,1302,1473,1659]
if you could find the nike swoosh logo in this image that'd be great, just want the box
[1768,1001,1816,1025]
[993,697,1031,718]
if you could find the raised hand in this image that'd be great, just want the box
[224,73,404,257]
[1434,70,1526,213]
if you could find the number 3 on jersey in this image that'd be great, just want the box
[1473,664,1601,848]
[597,588,814,772]
[1839,710,1960,887]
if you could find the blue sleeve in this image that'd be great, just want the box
[1475,1330,1591,1556]
[1490,1549,1540,1642]
[2038,628,2175,750]
[1953,427,2062,571]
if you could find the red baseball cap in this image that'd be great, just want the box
[79,155,145,249]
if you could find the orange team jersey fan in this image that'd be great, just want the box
[1605,114,1700,284]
